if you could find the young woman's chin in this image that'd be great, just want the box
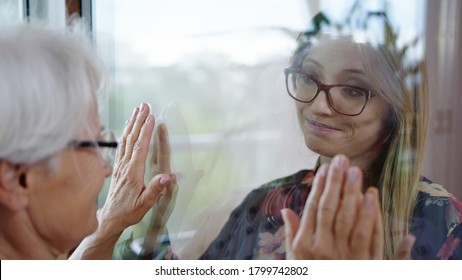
[304,134,342,157]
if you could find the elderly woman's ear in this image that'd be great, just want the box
[0,161,29,212]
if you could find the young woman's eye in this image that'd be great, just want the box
[341,87,365,97]
[302,75,316,84]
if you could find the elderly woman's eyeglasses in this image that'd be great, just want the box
[67,130,118,166]
[284,68,378,116]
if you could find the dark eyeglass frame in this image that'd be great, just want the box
[67,140,118,149]
[67,139,118,165]
[284,67,378,116]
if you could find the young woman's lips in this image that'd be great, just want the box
[307,119,342,132]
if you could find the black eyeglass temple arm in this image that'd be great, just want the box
[68,141,118,148]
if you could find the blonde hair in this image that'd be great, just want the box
[291,34,429,259]
[363,45,428,259]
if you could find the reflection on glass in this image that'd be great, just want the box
[92,0,462,261]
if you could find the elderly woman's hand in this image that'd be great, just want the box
[70,103,176,259]
[282,155,384,259]
[98,103,176,237]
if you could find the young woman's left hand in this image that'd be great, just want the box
[139,121,179,258]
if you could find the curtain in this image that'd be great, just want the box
[424,0,462,200]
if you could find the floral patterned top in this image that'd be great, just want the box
[121,169,462,260]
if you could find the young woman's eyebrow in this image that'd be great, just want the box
[342,68,367,75]
[303,58,323,69]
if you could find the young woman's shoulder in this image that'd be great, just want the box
[416,178,462,213]
[412,178,462,259]
[416,178,462,230]
[257,169,315,190]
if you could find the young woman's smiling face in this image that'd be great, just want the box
[296,37,392,169]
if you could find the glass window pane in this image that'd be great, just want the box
[29,0,66,27]
[94,0,315,257]
[0,0,66,26]
[0,0,22,26]
[94,0,430,259]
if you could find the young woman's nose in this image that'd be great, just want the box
[310,91,334,116]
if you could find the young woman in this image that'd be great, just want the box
[140,31,462,260]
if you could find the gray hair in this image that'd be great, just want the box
[0,22,104,165]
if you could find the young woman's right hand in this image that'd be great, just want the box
[282,155,384,259]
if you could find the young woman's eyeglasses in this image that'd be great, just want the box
[284,68,378,116]
[67,130,118,166]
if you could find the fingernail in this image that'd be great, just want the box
[132,107,139,117]
[348,167,359,182]
[145,115,152,124]
[364,192,374,208]
[318,164,328,177]
[160,176,170,185]
[140,103,145,112]
[334,155,346,170]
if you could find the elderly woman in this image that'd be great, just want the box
[0,23,175,259]
[131,16,462,260]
